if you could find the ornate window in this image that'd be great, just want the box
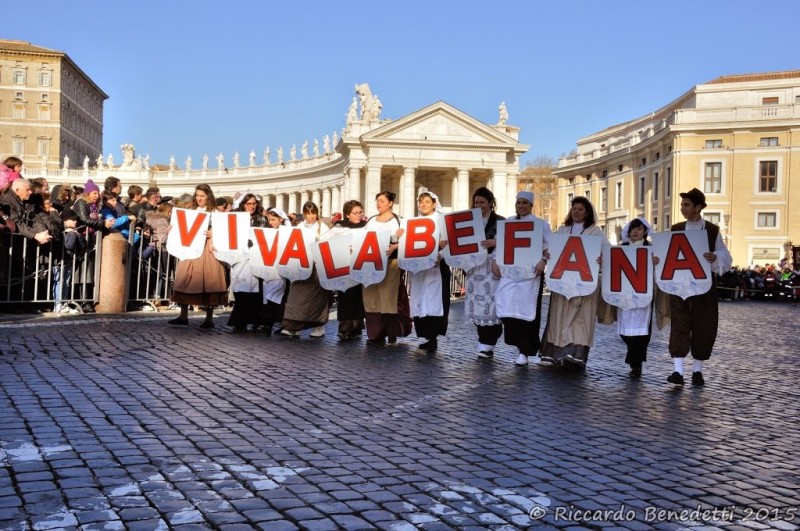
[759,161,777,193]
[704,162,721,194]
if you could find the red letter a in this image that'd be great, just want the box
[661,233,707,280]
[550,236,593,281]
[353,232,384,271]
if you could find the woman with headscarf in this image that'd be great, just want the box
[280,201,331,338]
[227,193,268,333]
[168,184,229,329]
[492,191,551,366]
[258,208,292,335]
[540,196,608,368]
[465,187,505,359]
[406,191,450,352]
[615,217,653,378]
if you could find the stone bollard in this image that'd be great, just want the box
[96,233,129,314]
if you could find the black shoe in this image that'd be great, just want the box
[349,330,363,339]
[691,372,705,386]
[199,321,215,330]
[168,317,189,326]
[477,351,494,359]
[338,332,349,341]
[231,326,246,334]
[82,303,96,313]
[667,372,685,385]
[419,339,437,352]
[387,336,397,344]
[367,338,385,346]
[629,367,642,379]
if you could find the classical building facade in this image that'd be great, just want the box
[0,39,107,170]
[22,86,529,218]
[555,70,800,266]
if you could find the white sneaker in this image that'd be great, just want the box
[59,305,73,314]
[515,354,529,366]
[309,326,326,338]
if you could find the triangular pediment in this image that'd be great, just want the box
[362,101,518,146]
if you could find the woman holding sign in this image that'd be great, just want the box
[227,193,267,333]
[280,201,332,338]
[169,184,229,329]
[363,191,410,346]
[258,208,292,334]
[407,191,451,353]
[465,187,505,359]
[540,196,607,368]
[617,218,653,378]
[328,200,367,340]
[492,191,550,366]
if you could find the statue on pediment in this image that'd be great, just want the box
[107,154,114,169]
[202,154,209,170]
[356,83,375,121]
[169,155,176,171]
[277,146,284,163]
[323,135,330,154]
[332,130,338,147]
[249,150,256,167]
[371,95,382,120]
[233,152,240,168]
[301,140,309,159]
[83,156,90,170]
[498,101,508,125]
[63,155,69,170]
[216,153,224,168]
[313,138,319,157]
[96,154,104,170]
[186,155,192,170]
[290,145,297,161]
[263,146,270,165]
[346,97,358,126]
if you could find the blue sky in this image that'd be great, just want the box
[8,0,799,167]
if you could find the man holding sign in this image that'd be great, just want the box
[655,188,732,386]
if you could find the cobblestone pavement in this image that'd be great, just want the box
[1,298,799,531]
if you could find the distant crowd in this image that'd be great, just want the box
[719,261,800,303]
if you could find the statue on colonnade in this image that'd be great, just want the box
[301,141,309,159]
[263,146,270,165]
[96,154,104,170]
[498,101,508,125]
[277,146,284,163]
[249,150,256,166]
[185,155,192,170]
[83,156,89,170]
[323,135,330,154]
[313,139,319,157]
[202,154,209,170]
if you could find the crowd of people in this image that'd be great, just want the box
[718,261,799,303]
[4,155,795,386]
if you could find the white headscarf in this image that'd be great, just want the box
[417,190,443,215]
[268,207,292,226]
[620,217,652,243]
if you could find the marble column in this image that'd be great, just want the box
[364,165,381,216]
[341,171,350,203]
[349,166,361,205]
[506,172,519,216]
[493,170,507,214]
[322,187,331,217]
[457,168,470,212]
[287,192,298,216]
[300,191,310,206]
[277,193,286,212]
[401,166,416,220]
[331,185,341,214]
[311,189,321,209]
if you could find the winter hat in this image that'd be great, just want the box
[84,179,100,194]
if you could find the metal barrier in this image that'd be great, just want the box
[0,227,102,312]
[125,227,178,311]
[450,267,466,299]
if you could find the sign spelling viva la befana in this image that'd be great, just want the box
[165,209,712,300]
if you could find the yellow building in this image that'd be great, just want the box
[0,39,107,170]
[555,70,799,267]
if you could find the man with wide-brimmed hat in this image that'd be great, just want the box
[663,187,732,387]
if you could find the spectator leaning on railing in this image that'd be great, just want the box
[1,178,52,245]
